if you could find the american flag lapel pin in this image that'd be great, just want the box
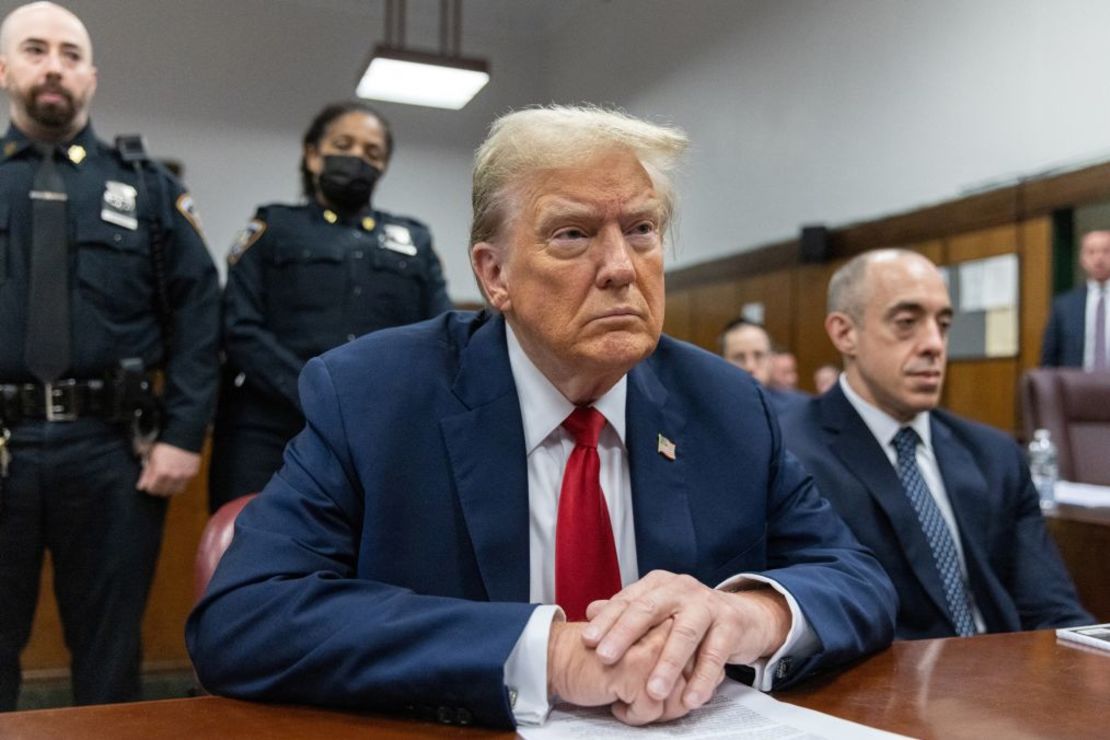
[657,433,677,461]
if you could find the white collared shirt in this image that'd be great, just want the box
[839,374,985,632]
[503,325,814,724]
[1084,280,1110,371]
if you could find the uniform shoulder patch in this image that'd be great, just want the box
[228,218,267,265]
[176,193,206,238]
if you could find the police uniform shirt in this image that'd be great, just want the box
[222,202,451,410]
[0,123,220,452]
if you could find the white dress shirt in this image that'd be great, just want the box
[503,325,815,724]
[839,375,986,632]
[1083,279,1110,371]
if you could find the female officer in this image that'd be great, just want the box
[208,101,451,513]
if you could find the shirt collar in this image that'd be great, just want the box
[839,373,932,452]
[1,122,96,165]
[1088,279,1108,295]
[505,322,627,454]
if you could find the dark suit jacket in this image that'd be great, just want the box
[1041,286,1086,367]
[187,311,896,728]
[780,383,1092,640]
[766,387,809,416]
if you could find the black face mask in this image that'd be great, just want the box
[317,155,382,212]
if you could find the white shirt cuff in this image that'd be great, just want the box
[504,605,564,725]
[716,573,820,691]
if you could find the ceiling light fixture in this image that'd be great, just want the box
[356,0,490,110]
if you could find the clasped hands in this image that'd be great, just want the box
[546,570,792,726]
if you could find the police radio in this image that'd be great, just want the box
[114,134,149,164]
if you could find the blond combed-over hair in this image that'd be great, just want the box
[469,105,688,248]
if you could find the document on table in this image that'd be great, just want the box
[518,680,908,739]
[1055,480,1110,508]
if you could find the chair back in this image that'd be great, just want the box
[1021,369,1110,484]
[193,493,257,602]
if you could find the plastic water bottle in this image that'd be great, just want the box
[1028,429,1058,511]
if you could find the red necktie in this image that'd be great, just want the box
[555,407,622,621]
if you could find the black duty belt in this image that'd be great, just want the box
[1,379,117,422]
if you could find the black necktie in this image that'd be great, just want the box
[25,143,72,383]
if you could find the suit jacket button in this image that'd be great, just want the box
[776,657,792,680]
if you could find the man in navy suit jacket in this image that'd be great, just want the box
[1041,230,1110,368]
[187,106,895,729]
[781,250,1091,640]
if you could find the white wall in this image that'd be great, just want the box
[544,0,1110,273]
[6,1,1110,302]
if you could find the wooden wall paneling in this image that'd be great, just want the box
[1016,217,1053,440]
[734,269,796,353]
[944,223,1019,262]
[909,239,944,264]
[940,226,1022,433]
[688,280,744,352]
[24,440,213,675]
[1018,217,1053,372]
[943,358,1018,434]
[793,261,844,394]
[663,287,694,343]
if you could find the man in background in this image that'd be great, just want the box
[1041,229,1110,370]
[0,2,218,709]
[769,349,800,392]
[781,249,1091,639]
[813,363,840,395]
[720,318,807,414]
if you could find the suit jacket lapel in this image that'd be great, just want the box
[440,314,531,603]
[626,361,696,577]
[820,385,954,620]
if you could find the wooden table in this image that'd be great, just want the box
[1,631,1107,739]
[1045,503,1110,621]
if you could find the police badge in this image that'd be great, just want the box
[101,180,139,230]
[381,223,418,256]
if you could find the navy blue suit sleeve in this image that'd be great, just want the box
[758,429,898,684]
[186,356,537,728]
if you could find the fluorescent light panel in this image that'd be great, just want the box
[357,48,489,110]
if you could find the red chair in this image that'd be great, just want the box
[193,494,258,602]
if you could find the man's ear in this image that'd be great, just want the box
[470,242,510,312]
[825,311,857,358]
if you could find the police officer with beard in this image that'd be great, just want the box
[0,2,219,709]
[209,101,451,513]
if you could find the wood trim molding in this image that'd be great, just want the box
[666,159,1110,287]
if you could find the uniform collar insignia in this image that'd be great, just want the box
[67,144,87,165]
